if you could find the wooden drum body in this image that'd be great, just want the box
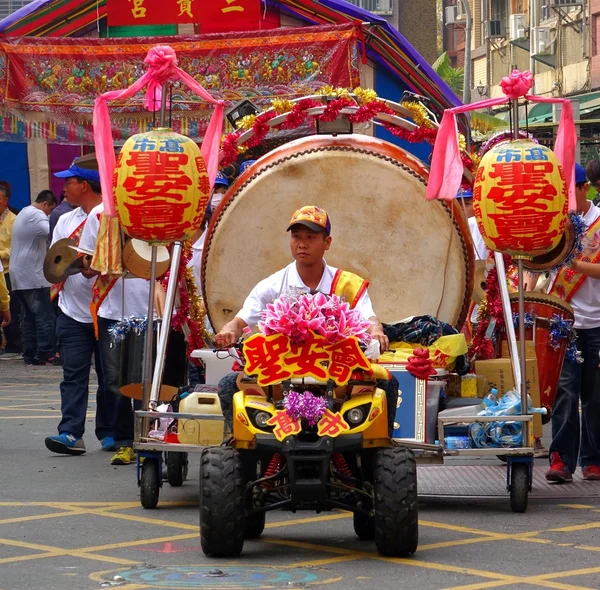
[202,134,475,332]
[504,292,574,421]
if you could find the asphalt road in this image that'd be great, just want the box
[1,355,600,590]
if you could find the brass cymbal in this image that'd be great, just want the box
[472,259,487,305]
[43,238,87,283]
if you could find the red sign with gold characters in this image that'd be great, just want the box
[266,408,350,442]
[243,332,372,387]
[114,128,210,245]
[473,139,568,258]
[107,0,263,31]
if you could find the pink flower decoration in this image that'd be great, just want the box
[259,292,371,345]
[499,69,533,100]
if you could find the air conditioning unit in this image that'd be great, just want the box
[532,27,554,55]
[488,20,505,39]
[509,14,527,41]
[445,5,458,25]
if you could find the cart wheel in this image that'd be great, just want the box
[140,459,160,509]
[244,511,266,539]
[166,452,188,487]
[510,463,529,513]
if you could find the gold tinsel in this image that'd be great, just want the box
[317,86,350,99]
[353,87,378,105]
[184,266,211,343]
[458,133,467,152]
[236,114,257,130]
[401,101,436,129]
[271,98,295,113]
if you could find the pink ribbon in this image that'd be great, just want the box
[93,45,225,217]
[426,69,577,213]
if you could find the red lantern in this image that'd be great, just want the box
[114,128,210,245]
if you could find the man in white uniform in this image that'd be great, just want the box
[215,206,396,434]
[44,162,108,455]
[79,204,150,465]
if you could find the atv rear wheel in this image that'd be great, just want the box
[373,447,418,556]
[199,447,246,557]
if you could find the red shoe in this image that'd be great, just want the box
[545,452,573,483]
[582,465,600,481]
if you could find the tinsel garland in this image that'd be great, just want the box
[159,241,207,365]
[108,315,156,345]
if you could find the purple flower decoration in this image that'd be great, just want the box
[283,390,327,426]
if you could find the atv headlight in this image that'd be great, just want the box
[254,411,271,428]
[347,407,365,424]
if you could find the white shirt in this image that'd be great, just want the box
[51,207,95,324]
[236,261,376,328]
[557,204,600,329]
[9,205,51,290]
[189,231,206,293]
[80,204,149,321]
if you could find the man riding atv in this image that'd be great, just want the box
[214,205,398,435]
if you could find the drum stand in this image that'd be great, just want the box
[141,83,182,412]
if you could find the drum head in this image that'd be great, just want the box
[203,135,474,331]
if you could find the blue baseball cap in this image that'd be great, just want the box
[55,161,100,183]
[456,188,473,200]
[240,159,256,174]
[214,171,229,188]
[575,163,588,184]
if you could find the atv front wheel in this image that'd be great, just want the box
[373,447,418,556]
[199,447,246,557]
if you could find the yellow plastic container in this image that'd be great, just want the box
[177,392,224,445]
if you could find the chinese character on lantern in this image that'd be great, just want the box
[285,331,330,380]
[317,409,350,438]
[223,0,244,12]
[266,410,301,441]
[327,337,371,385]
[243,333,292,385]
[114,128,210,244]
[473,140,568,258]
[177,0,194,17]
[129,0,147,19]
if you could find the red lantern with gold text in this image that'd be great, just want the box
[114,128,210,245]
[473,139,568,258]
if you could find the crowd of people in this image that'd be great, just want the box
[0,146,599,482]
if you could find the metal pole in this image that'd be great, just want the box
[149,242,182,407]
[141,83,168,410]
[529,0,536,95]
[461,0,472,105]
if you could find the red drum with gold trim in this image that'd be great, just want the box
[502,292,574,422]
[202,134,475,332]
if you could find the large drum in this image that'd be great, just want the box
[502,292,574,422]
[202,134,474,331]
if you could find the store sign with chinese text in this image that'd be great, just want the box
[107,0,264,31]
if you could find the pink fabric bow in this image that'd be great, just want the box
[499,69,533,99]
[426,69,577,213]
[93,45,225,217]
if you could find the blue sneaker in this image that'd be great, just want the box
[45,433,86,456]
[101,436,116,452]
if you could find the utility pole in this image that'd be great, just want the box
[461,0,472,104]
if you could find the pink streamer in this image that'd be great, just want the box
[93,46,225,217]
[426,91,578,212]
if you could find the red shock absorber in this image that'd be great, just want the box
[332,453,353,479]
[262,453,284,489]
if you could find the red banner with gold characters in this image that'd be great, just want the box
[266,408,350,442]
[0,24,360,144]
[242,332,371,387]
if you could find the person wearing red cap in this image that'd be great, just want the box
[215,205,395,434]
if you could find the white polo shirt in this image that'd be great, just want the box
[80,204,149,321]
[51,207,95,324]
[236,261,376,328]
[557,203,600,330]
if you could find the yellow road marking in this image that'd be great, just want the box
[91,510,199,531]
[265,512,352,528]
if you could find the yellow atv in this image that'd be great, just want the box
[199,362,418,558]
